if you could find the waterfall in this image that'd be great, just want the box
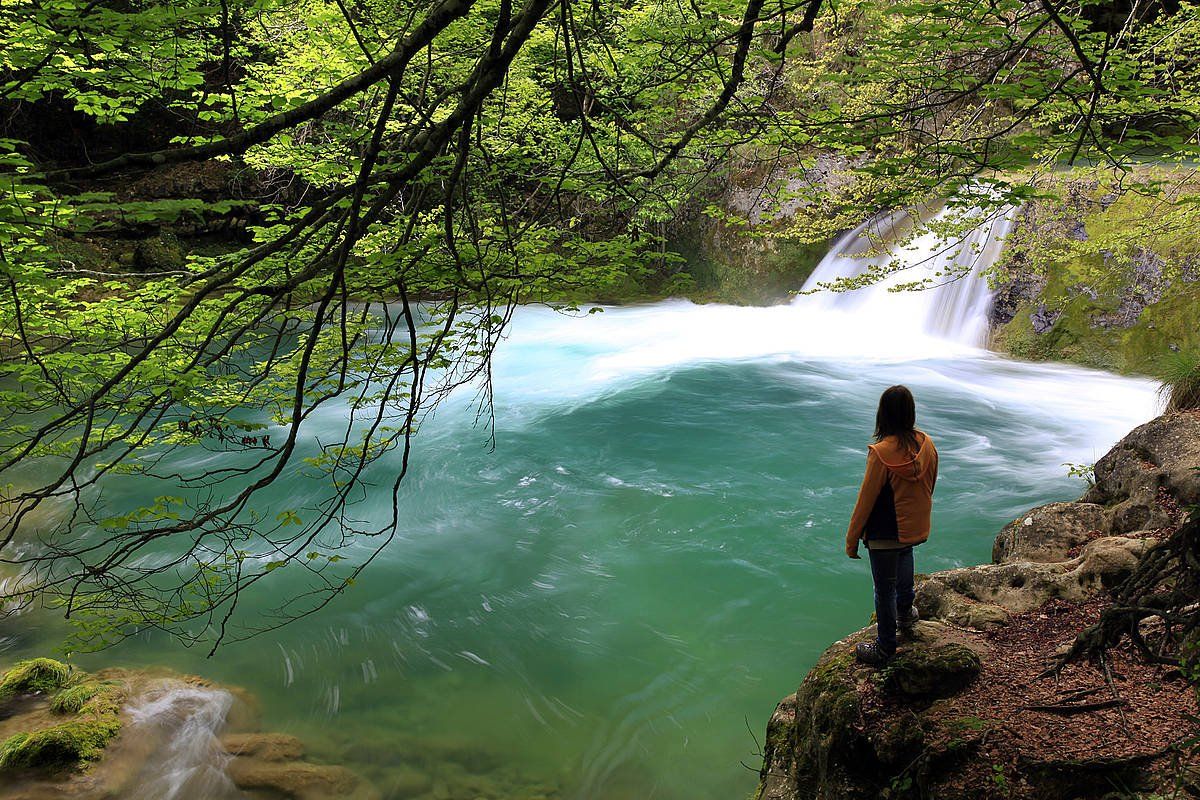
[796,203,1015,347]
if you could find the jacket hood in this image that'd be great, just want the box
[869,430,935,482]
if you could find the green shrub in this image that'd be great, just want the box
[1159,350,1200,411]
[0,659,71,699]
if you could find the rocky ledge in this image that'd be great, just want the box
[755,411,1200,800]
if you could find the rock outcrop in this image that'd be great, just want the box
[987,170,1200,374]
[754,411,1200,800]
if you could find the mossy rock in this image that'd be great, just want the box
[882,642,981,699]
[49,679,123,717]
[780,649,870,797]
[0,716,120,771]
[0,660,125,774]
[874,712,926,767]
[48,682,101,714]
[133,232,186,271]
[0,658,72,699]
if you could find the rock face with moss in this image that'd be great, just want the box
[989,171,1200,374]
[754,412,1200,800]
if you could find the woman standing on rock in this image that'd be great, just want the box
[845,385,939,665]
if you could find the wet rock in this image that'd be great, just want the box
[0,664,376,800]
[221,732,305,762]
[757,645,862,800]
[993,502,1108,563]
[1092,248,1167,329]
[0,660,124,776]
[1030,302,1061,334]
[988,264,1046,327]
[132,233,185,272]
[0,659,72,700]
[226,758,377,800]
[378,765,433,798]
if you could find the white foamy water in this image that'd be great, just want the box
[478,203,1156,462]
[801,203,1015,346]
[125,683,239,800]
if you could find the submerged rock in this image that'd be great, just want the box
[221,732,306,762]
[226,758,375,800]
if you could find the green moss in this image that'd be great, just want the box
[883,643,981,699]
[875,714,926,766]
[676,234,828,305]
[0,717,121,771]
[133,232,185,271]
[0,659,72,699]
[0,671,124,774]
[795,650,861,753]
[49,683,101,714]
[994,171,1200,375]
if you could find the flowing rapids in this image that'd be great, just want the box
[5,209,1159,799]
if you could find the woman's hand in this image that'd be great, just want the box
[845,538,861,559]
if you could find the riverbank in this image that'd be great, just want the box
[755,410,1200,800]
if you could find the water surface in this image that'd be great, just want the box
[3,213,1161,799]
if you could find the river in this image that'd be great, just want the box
[4,205,1160,799]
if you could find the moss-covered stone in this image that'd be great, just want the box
[882,643,982,699]
[0,658,72,699]
[0,660,125,775]
[48,679,122,717]
[991,170,1200,374]
[133,232,186,271]
[0,716,121,771]
[756,647,869,800]
[873,713,926,767]
[48,683,101,714]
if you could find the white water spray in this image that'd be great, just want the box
[799,203,1015,347]
[467,201,1158,463]
[125,682,240,800]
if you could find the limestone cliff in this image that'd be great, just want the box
[754,411,1200,800]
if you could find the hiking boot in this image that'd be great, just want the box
[899,605,920,633]
[855,640,893,666]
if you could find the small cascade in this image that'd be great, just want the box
[797,203,1015,347]
[125,682,242,800]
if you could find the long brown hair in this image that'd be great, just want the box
[874,385,920,454]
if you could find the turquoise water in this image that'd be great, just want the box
[5,301,1159,800]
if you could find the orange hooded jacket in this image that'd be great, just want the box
[845,430,938,548]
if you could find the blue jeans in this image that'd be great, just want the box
[868,545,915,656]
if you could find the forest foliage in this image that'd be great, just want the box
[1,0,1199,648]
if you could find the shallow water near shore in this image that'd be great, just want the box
[1,213,1164,799]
